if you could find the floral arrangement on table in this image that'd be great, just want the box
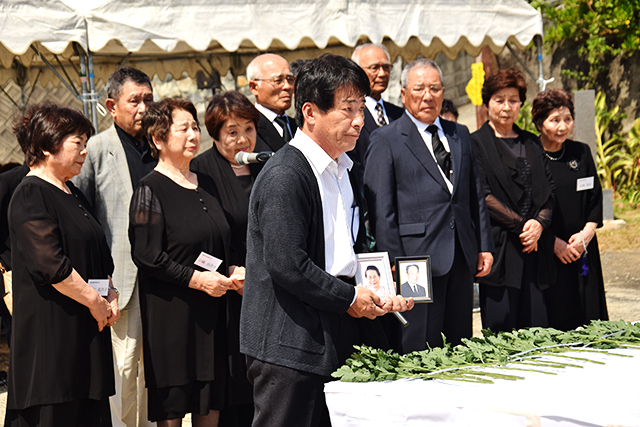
[332,320,640,384]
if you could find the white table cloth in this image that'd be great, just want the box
[325,348,640,426]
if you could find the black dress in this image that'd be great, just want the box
[191,147,259,427]
[6,176,115,426]
[129,170,231,422]
[470,122,556,332]
[544,140,608,330]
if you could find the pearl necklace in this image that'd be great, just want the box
[544,144,565,161]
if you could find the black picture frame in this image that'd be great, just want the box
[394,256,433,303]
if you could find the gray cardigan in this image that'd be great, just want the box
[240,143,385,376]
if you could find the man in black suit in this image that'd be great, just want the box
[401,264,427,298]
[364,59,494,353]
[240,54,413,427]
[247,53,296,153]
[348,43,404,175]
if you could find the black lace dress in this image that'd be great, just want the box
[471,122,556,331]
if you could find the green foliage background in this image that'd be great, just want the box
[529,0,640,203]
[530,0,640,88]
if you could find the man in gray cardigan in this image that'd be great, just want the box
[240,54,413,427]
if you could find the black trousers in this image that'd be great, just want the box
[246,357,332,427]
[400,239,474,353]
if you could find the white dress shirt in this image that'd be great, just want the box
[406,113,453,193]
[290,131,359,278]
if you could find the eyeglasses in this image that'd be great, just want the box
[365,63,392,73]
[409,85,444,97]
[254,75,295,87]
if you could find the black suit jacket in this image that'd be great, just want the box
[401,281,426,298]
[254,112,296,153]
[240,143,386,377]
[348,101,404,178]
[364,113,494,277]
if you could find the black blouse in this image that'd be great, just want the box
[129,171,231,388]
[7,176,114,409]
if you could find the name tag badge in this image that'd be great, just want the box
[194,252,223,272]
[576,176,595,192]
[88,279,109,297]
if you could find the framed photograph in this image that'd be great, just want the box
[355,252,395,300]
[394,256,433,303]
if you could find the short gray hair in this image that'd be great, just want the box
[351,43,391,66]
[401,59,444,89]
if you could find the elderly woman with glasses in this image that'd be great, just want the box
[470,68,556,333]
[190,91,263,426]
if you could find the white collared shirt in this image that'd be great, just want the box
[290,131,359,278]
[255,102,291,138]
[365,96,388,124]
[406,113,453,193]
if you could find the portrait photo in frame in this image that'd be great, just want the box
[355,252,395,300]
[395,256,433,303]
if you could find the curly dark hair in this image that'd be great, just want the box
[481,68,528,106]
[204,91,260,141]
[531,89,575,131]
[142,98,199,159]
[13,102,94,167]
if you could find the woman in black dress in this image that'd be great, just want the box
[129,98,244,427]
[470,68,556,332]
[6,102,119,426]
[532,89,608,330]
[190,91,261,427]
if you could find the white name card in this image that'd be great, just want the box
[577,176,595,192]
[194,252,223,272]
[88,279,109,297]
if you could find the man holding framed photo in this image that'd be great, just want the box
[240,54,413,427]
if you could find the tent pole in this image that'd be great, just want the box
[76,49,90,119]
[30,46,80,99]
[0,84,21,109]
[535,35,553,92]
[505,39,553,92]
[505,43,537,82]
[87,52,99,133]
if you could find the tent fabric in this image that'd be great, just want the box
[0,0,543,86]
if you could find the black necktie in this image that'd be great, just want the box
[427,124,451,181]
[274,115,292,143]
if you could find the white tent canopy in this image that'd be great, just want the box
[1,0,546,129]
[1,0,543,86]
